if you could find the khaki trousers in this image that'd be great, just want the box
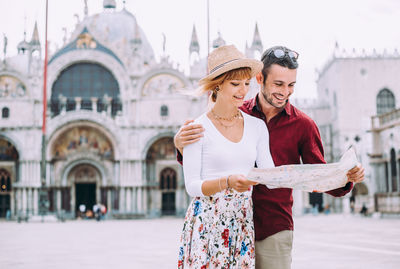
[255,230,293,269]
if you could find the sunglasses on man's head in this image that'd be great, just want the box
[263,49,299,61]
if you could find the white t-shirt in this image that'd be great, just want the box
[183,112,275,197]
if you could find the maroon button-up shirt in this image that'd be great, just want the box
[242,95,352,241]
[177,94,353,241]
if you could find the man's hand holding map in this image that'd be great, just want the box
[247,147,359,192]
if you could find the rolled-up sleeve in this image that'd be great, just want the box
[183,136,205,197]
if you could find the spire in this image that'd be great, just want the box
[189,25,200,54]
[251,23,263,52]
[30,21,40,46]
[333,41,340,58]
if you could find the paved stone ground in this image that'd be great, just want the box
[0,214,399,269]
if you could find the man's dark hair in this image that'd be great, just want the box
[260,46,299,84]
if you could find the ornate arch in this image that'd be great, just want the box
[0,133,21,160]
[46,119,119,160]
[0,71,30,99]
[47,50,131,102]
[61,158,109,187]
[141,132,176,160]
[136,68,192,99]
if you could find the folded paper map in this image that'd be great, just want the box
[247,147,359,192]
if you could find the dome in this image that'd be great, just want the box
[79,8,155,63]
[103,0,116,9]
[212,32,226,49]
[17,40,30,54]
[4,54,30,75]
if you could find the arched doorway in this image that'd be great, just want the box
[49,123,115,217]
[145,136,178,216]
[0,138,18,218]
[68,164,101,217]
[160,168,177,215]
[0,169,12,218]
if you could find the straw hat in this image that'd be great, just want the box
[200,45,263,83]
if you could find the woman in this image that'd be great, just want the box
[178,45,275,268]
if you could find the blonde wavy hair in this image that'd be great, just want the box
[198,67,252,102]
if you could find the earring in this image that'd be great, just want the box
[215,86,220,92]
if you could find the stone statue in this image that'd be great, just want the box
[162,33,166,54]
[3,34,7,61]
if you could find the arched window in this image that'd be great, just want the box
[2,107,9,118]
[145,137,175,183]
[160,105,168,117]
[377,88,395,115]
[390,148,398,192]
[51,62,121,117]
[159,168,177,190]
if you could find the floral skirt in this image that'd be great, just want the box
[178,188,255,269]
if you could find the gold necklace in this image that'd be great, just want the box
[214,118,237,129]
[211,109,242,121]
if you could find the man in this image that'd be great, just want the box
[174,46,365,269]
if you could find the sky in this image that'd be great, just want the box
[1,0,400,98]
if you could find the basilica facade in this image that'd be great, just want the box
[0,1,263,219]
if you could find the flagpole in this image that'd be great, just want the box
[39,0,49,217]
[207,0,210,56]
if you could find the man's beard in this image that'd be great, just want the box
[261,89,288,109]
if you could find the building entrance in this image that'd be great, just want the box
[0,195,10,218]
[160,168,177,215]
[75,183,96,215]
[0,168,12,218]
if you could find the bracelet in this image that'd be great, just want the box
[226,175,231,189]
[218,178,223,191]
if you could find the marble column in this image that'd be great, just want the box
[33,188,38,215]
[137,187,142,214]
[16,189,22,213]
[119,188,125,212]
[57,189,61,212]
[22,188,27,213]
[107,189,112,213]
[126,188,132,212]
[142,188,147,214]
[342,196,351,214]
[132,187,137,213]
[28,188,33,214]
